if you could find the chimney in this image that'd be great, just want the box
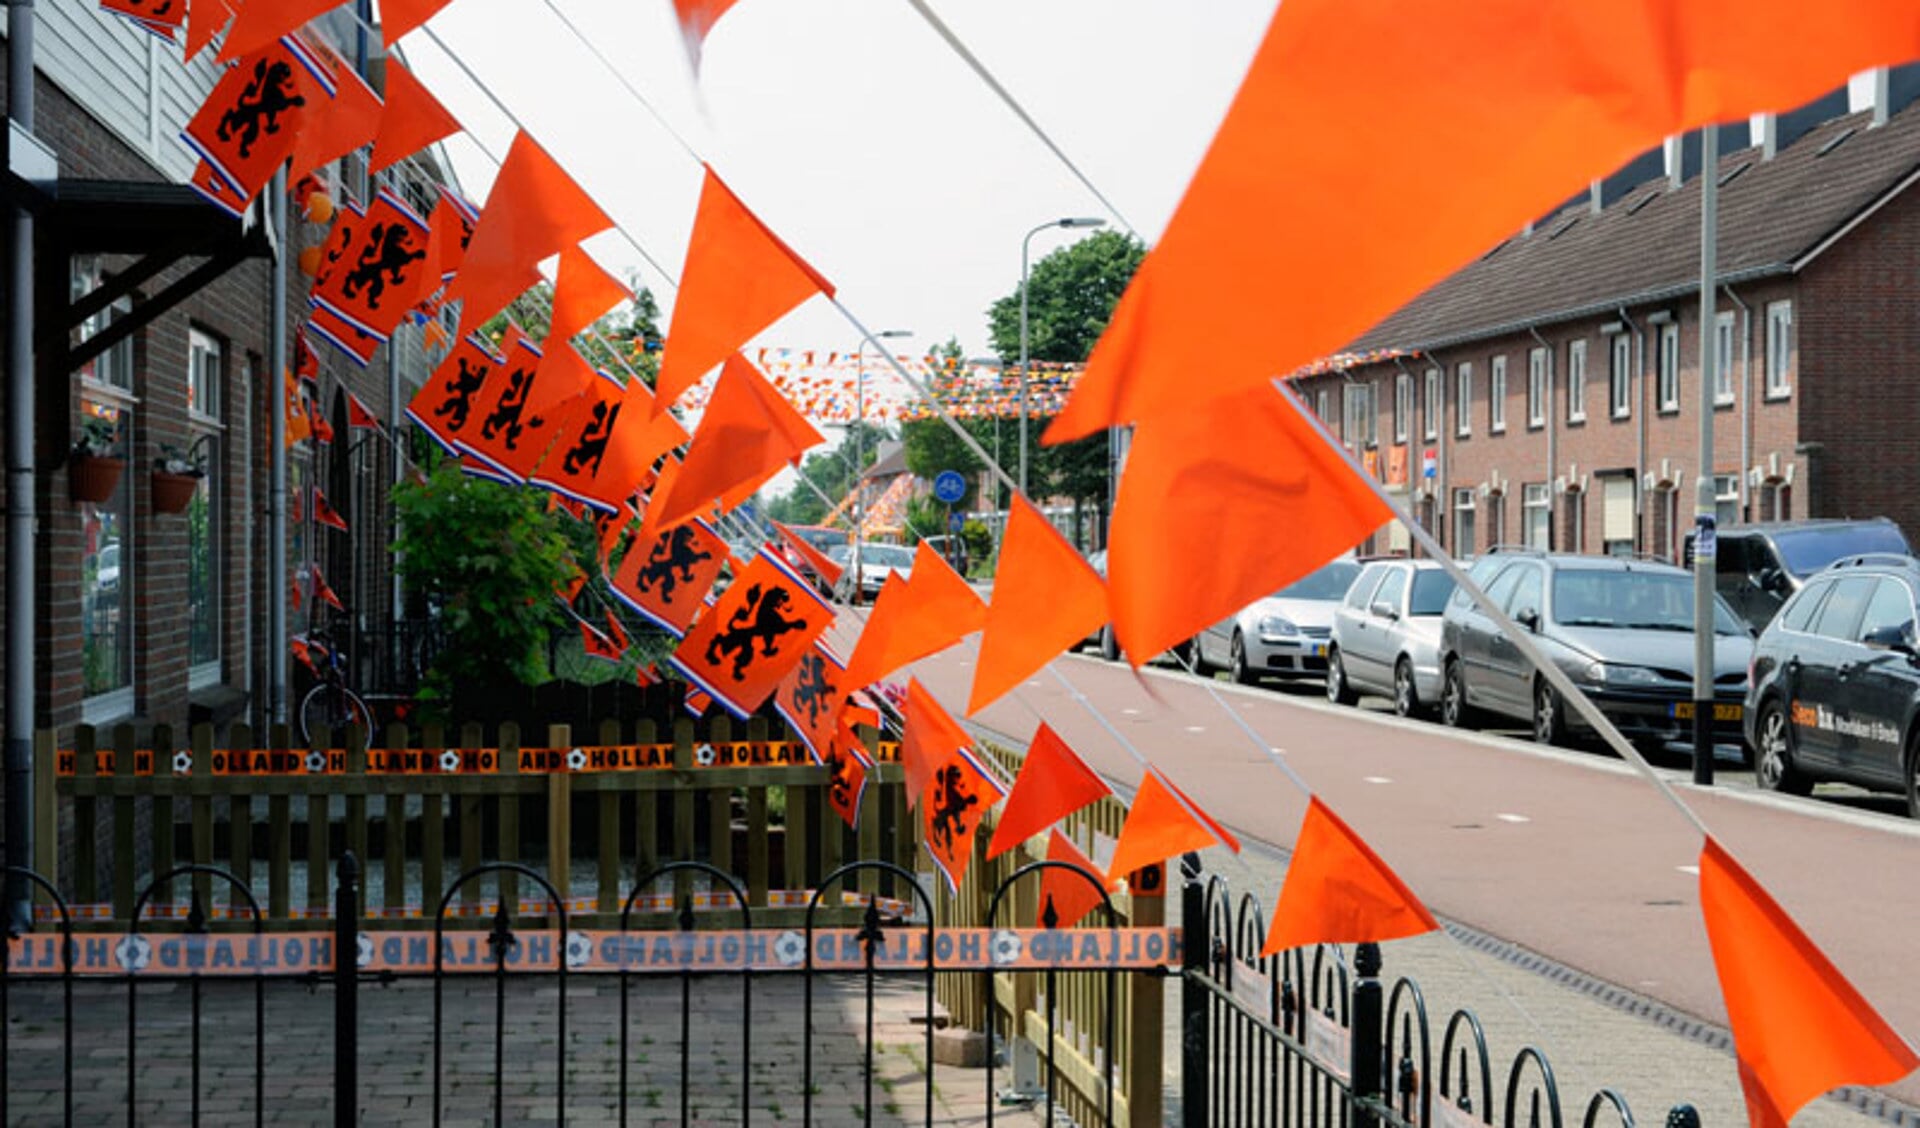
[1763,86,1848,158]
[1597,147,1664,209]
[1670,124,1753,187]
[1874,63,1920,126]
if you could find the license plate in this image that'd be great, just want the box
[1310,643,1328,658]
[1670,702,1742,721]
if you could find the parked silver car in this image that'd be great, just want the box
[833,542,915,602]
[1437,551,1754,748]
[1326,559,1458,716]
[1193,560,1362,684]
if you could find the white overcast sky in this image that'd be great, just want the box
[399,0,1277,367]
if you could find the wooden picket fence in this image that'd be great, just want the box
[932,738,1163,1128]
[31,716,910,931]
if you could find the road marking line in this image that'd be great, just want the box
[1675,865,1700,876]
[1495,813,1530,823]
[1184,725,1206,734]
[1363,775,1393,784]
[1121,708,1140,716]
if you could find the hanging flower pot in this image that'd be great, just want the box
[68,456,125,504]
[150,471,200,515]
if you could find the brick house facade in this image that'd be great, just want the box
[1297,76,1920,565]
[0,6,447,762]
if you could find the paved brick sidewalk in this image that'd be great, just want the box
[2,972,1045,1125]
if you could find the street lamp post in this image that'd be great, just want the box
[852,329,913,604]
[1020,217,1105,499]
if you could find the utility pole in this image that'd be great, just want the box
[1691,125,1720,787]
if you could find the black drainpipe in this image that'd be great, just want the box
[6,0,38,929]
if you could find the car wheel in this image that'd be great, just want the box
[1532,678,1566,746]
[1325,646,1357,705]
[1393,658,1420,718]
[1754,698,1812,796]
[1441,659,1476,729]
[1099,625,1121,663]
[1229,630,1255,685]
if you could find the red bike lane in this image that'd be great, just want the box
[862,623,1920,1104]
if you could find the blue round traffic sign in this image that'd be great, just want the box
[933,470,967,504]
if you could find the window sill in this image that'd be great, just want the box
[1567,414,1588,427]
[1763,389,1792,403]
[81,687,135,728]
[1713,398,1736,411]
[1657,406,1680,416]
[1610,411,1632,422]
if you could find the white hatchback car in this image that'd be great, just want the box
[1193,560,1363,684]
[1325,559,1458,716]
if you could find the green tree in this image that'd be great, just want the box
[984,230,1143,548]
[393,458,583,695]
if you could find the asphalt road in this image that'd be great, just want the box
[825,610,1920,1109]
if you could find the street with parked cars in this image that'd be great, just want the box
[1074,519,1920,822]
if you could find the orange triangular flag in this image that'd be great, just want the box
[381,0,455,50]
[1050,4,1920,443]
[220,0,343,61]
[969,496,1107,714]
[648,353,822,533]
[1106,768,1238,884]
[901,678,969,812]
[1037,831,1114,931]
[548,245,632,346]
[923,740,1007,895]
[1699,836,1917,1127]
[773,520,843,589]
[444,131,615,333]
[1262,797,1439,956]
[1107,383,1388,664]
[840,545,985,695]
[370,60,462,175]
[987,723,1109,859]
[672,0,741,72]
[289,53,381,184]
[652,167,833,415]
[346,392,382,431]
[186,0,235,60]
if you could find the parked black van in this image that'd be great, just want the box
[1689,518,1911,632]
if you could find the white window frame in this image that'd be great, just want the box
[1422,367,1441,442]
[1315,387,1332,423]
[1522,483,1552,549]
[1393,372,1411,444]
[1566,340,1588,424]
[1526,347,1548,429]
[1455,363,1473,438]
[189,329,222,423]
[1489,355,1507,433]
[188,328,224,692]
[1714,473,1741,530]
[1714,312,1736,407]
[1765,301,1793,399]
[1609,333,1632,420]
[1657,323,1681,412]
[1453,487,1476,555]
[1343,382,1376,448]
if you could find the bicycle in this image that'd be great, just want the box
[298,627,375,747]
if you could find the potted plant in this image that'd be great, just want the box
[69,415,125,503]
[151,442,206,515]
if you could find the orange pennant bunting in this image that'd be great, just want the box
[648,353,822,533]
[1106,768,1238,886]
[346,392,382,431]
[185,0,235,60]
[987,723,1110,859]
[1050,3,1920,443]
[220,0,342,62]
[459,336,590,483]
[610,518,728,638]
[580,617,623,663]
[772,520,843,589]
[443,131,614,332]
[1108,383,1388,665]
[289,51,381,184]
[1262,797,1438,956]
[901,678,969,813]
[970,496,1107,714]
[652,167,833,415]
[380,0,454,49]
[183,38,335,207]
[370,60,462,176]
[923,740,1007,895]
[672,0,741,72]
[548,245,632,346]
[772,643,847,764]
[841,545,985,695]
[1700,837,1918,1128]
[405,330,506,454]
[669,549,833,719]
[1037,831,1114,931]
[822,718,872,829]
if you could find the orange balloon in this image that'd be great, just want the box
[304,191,335,225]
[297,246,324,277]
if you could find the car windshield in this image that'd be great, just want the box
[1772,525,1910,576]
[795,527,848,550]
[861,545,914,568]
[1275,561,1361,601]
[1551,570,1746,635]
[1408,570,1457,616]
[825,545,851,564]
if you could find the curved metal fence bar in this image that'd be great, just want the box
[431,861,570,1128]
[1385,975,1433,1127]
[1504,1045,1567,1128]
[981,858,1120,1128]
[1582,1087,1638,1128]
[2,866,74,1127]
[802,859,935,1128]
[623,861,754,1128]
[127,864,265,1128]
